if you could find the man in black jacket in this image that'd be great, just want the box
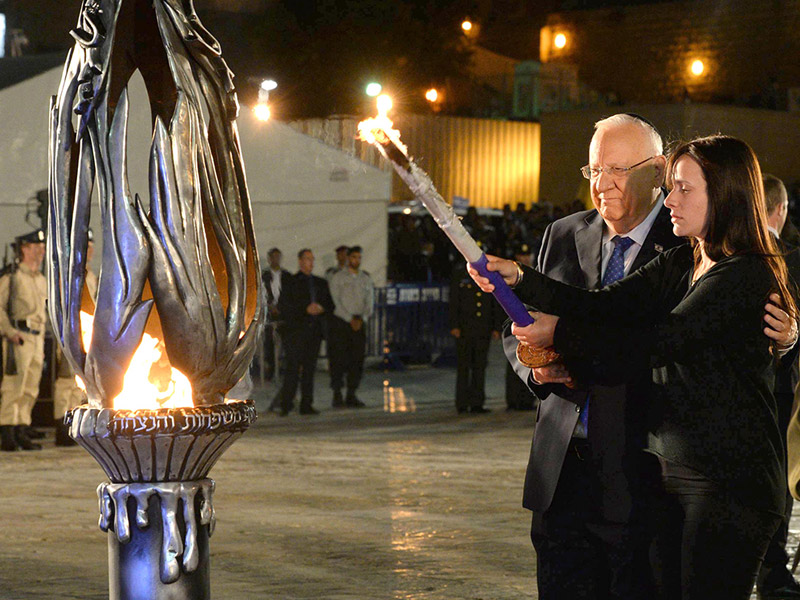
[505,114,680,598]
[757,174,800,600]
[273,249,334,416]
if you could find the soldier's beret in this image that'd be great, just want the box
[16,229,45,245]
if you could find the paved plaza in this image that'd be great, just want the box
[1,343,798,599]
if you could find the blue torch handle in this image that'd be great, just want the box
[469,254,534,326]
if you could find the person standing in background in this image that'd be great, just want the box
[0,230,47,452]
[449,259,501,414]
[757,174,800,600]
[329,246,374,408]
[274,249,334,416]
[262,247,290,384]
[505,243,537,412]
[325,245,349,281]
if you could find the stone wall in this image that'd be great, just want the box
[542,0,800,106]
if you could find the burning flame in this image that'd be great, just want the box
[357,94,408,156]
[75,311,193,410]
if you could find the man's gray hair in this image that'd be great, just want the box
[763,173,788,215]
[594,113,663,156]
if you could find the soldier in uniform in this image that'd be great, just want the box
[505,243,538,411]
[449,258,501,414]
[328,246,374,407]
[0,229,47,451]
[51,229,97,446]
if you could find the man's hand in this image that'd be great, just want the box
[764,292,798,353]
[466,255,518,293]
[350,317,363,332]
[7,332,23,345]
[451,328,461,339]
[511,312,559,349]
[531,361,573,386]
[306,302,324,316]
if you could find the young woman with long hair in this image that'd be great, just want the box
[470,135,797,599]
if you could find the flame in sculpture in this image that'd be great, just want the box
[48,0,263,408]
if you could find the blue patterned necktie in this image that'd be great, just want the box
[602,235,636,286]
[580,236,636,435]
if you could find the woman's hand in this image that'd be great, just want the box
[511,312,559,348]
[764,292,798,353]
[466,255,519,293]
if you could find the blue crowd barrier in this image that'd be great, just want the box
[367,283,454,369]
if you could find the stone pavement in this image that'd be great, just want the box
[1,342,798,599]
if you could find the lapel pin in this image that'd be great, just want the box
[654,244,664,253]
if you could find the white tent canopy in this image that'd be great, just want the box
[0,66,390,284]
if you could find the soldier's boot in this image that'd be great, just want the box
[1,425,18,451]
[14,425,42,451]
[55,422,77,447]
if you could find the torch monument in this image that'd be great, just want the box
[48,1,262,598]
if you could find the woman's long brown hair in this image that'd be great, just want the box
[667,135,797,345]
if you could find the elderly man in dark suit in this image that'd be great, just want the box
[501,116,798,599]
[506,114,679,599]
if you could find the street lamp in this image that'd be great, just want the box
[690,59,704,76]
[461,19,473,32]
[366,82,382,97]
[554,33,567,49]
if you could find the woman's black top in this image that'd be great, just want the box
[516,244,784,515]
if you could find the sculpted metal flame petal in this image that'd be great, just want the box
[48,0,262,407]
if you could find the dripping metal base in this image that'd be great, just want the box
[103,481,213,600]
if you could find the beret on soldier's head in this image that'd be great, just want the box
[16,229,45,245]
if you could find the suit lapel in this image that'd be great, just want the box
[575,211,604,289]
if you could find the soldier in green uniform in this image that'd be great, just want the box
[449,258,501,414]
[0,230,47,451]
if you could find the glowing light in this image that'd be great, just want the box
[365,82,382,97]
[260,79,278,91]
[76,311,193,410]
[690,59,704,76]
[357,93,408,162]
[254,103,271,121]
[425,88,439,103]
[376,94,393,114]
[402,207,412,215]
[461,20,473,32]
[554,33,567,49]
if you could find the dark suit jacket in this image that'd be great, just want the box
[505,204,682,521]
[277,272,335,338]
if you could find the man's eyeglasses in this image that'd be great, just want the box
[580,156,656,180]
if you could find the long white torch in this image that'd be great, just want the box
[358,97,557,368]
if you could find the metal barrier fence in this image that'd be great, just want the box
[367,283,454,366]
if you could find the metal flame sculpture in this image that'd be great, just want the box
[48,0,262,408]
[48,1,262,598]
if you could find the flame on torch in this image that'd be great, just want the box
[357,94,408,155]
[75,311,193,410]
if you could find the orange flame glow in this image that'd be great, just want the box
[76,311,193,410]
[357,95,407,155]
